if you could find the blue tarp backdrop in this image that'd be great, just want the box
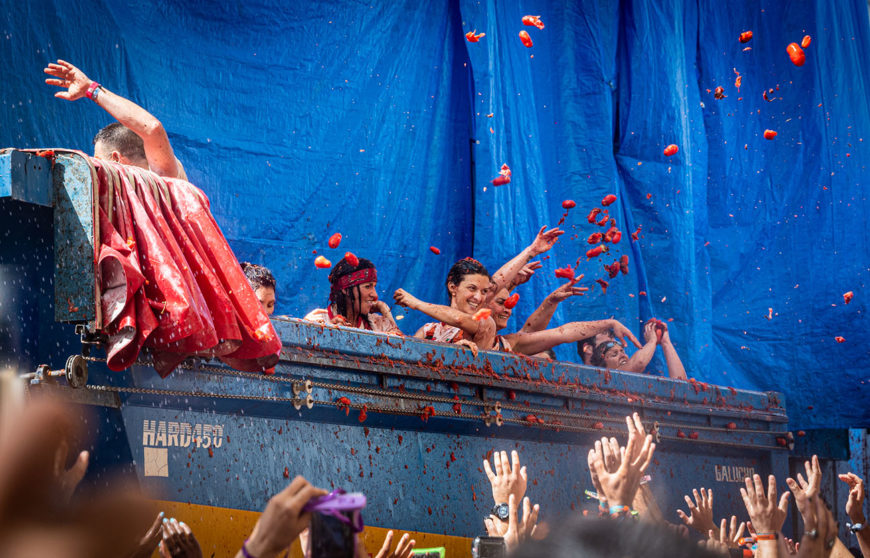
[1,0,868,428]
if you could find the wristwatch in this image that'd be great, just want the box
[491,503,509,521]
[850,522,867,533]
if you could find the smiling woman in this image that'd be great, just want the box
[393,258,497,351]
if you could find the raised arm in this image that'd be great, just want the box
[44,59,185,179]
[394,289,495,348]
[622,320,657,373]
[507,319,640,356]
[659,324,688,380]
[838,472,869,558]
[521,278,585,333]
[488,227,563,301]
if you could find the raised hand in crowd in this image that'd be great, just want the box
[520,277,585,333]
[159,517,203,558]
[739,474,790,557]
[718,515,746,549]
[236,475,328,558]
[484,493,539,553]
[785,455,822,515]
[483,450,528,507]
[128,512,165,558]
[372,530,416,558]
[795,492,838,558]
[698,526,729,558]
[588,413,655,512]
[838,472,866,526]
[587,436,621,510]
[786,455,822,529]
[677,488,717,536]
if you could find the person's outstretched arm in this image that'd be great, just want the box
[44,59,185,179]
[488,226,563,302]
[394,289,495,349]
[507,319,640,356]
[659,324,688,380]
[521,278,585,333]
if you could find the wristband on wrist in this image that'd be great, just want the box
[86,81,101,100]
[755,532,779,541]
[848,522,867,533]
[609,505,630,517]
[241,540,257,558]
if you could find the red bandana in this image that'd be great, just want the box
[334,267,377,291]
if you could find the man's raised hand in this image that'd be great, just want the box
[44,59,93,101]
[483,450,528,505]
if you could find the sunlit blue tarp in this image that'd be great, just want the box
[1,0,868,427]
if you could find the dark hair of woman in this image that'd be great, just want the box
[240,262,276,292]
[445,257,490,301]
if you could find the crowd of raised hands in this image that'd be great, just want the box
[1,386,866,558]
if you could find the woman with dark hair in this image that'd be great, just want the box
[303,255,401,334]
[393,226,563,353]
[394,257,498,351]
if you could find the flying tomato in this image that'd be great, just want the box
[586,245,607,259]
[554,266,574,280]
[521,15,545,29]
[473,308,492,321]
[466,30,485,42]
[787,42,806,66]
[519,30,533,48]
[491,163,511,186]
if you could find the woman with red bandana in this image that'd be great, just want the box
[304,256,401,334]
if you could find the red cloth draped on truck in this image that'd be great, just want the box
[94,159,280,376]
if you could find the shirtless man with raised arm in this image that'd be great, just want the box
[43,59,186,179]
